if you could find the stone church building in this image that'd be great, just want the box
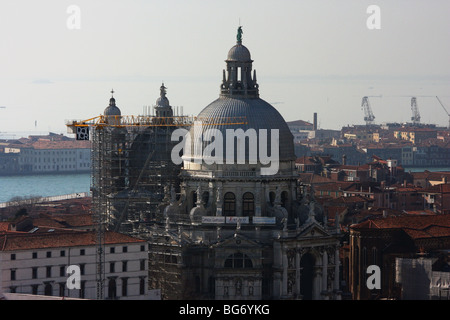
[148,28,342,300]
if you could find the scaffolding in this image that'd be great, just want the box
[67,113,246,299]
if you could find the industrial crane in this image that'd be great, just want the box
[436,96,450,129]
[361,96,380,126]
[410,97,421,125]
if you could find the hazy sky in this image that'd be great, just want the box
[0,0,449,138]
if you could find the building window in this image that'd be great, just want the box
[122,261,127,272]
[10,269,16,281]
[80,249,85,256]
[224,252,253,269]
[59,283,65,297]
[110,247,115,254]
[44,283,52,296]
[80,264,85,275]
[281,191,288,208]
[46,251,52,258]
[122,278,128,297]
[32,267,38,279]
[372,247,378,265]
[140,245,146,252]
[32,285,39,295]
[60,250,65,257]
[224,192,236,216]
[362,247,367,268]
[110,262,115,273]
[122,246,127,253]
[242,192,255,216]
[46,266,52,278]
[108,278,117,299]
[32,252,37,259]
[60,266,65,277]
[10,253,16,260]
[80,281,86,299]
[140,277,146,295]
[140,259,146,271]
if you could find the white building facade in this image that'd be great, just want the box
[0,230,150,300]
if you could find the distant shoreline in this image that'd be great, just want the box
[0,170,90,177]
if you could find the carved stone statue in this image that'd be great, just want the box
[237,26,243,43]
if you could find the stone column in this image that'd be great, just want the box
[282,247,288,297]
[322,249,328,293]
[295,249,301,297]
[255,182,262,217]
[273,241,282,298]
[236,186,242,216]
[334,246,340,293]
[216,183,223,216]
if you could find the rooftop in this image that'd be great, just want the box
[0,230,145,251]
[350,214,450,240]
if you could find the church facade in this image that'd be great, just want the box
[146,28,342,300]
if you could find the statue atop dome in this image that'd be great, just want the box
[237,26,243,43]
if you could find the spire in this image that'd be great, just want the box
[109,89,116,106]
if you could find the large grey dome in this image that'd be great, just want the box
[193,97,295,162]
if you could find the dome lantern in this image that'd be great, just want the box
[221,26,259,98]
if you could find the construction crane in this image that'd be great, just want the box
[361,96,380,126]
[410,97,421,125]
[436,96,450,129]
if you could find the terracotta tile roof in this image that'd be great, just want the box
[0,230,145,251]
[351,214,450,240]
[35,213,94,228]
[32,140,90,150]
[0,222,11,232]
[298,173,334,184]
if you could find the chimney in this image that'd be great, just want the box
[313,112,318,131]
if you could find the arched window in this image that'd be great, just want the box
[281,191,288,208]
[224,252,253,268]
[372,247,378,265]
[269,192,276,206]
[224,192,236,216]
[108,278,117,299]
[362,247,367,268]
[192,191,197,206]
[202,191,209,206]
[44,283,52,296]
[243,192,254,216]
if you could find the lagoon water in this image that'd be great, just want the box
[1,167,449,204]
[0,173,90,203]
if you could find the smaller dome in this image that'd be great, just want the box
[227,44,252,62]
[156,83,170,107]
[156,96,170,107]
[104,97,121,116]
